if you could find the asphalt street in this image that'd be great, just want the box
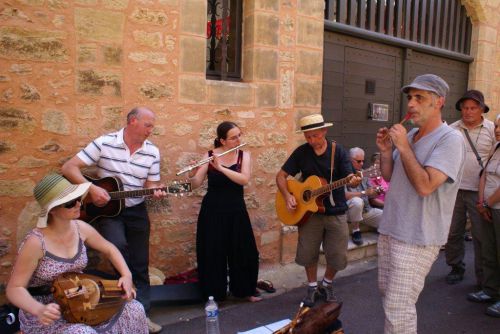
[158,242,498,334]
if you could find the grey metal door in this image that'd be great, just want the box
[322,32,469,158]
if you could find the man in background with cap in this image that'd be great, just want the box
[62,106,166,333]
[375,74,465,333]
[445,90,495,287]
[276,114,361,307]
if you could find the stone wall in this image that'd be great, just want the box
[463,0,500,121]
[0,0,325,290]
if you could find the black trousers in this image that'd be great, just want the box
[98,202,151,313]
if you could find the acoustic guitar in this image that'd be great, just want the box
[275,166,380,226]
[52,272,126,326]
[80,175,191,224]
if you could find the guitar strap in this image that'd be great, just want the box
[329,141,336,206]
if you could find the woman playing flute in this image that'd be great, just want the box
[188,121,261,302]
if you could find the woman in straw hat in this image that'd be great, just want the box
[6,173,148,333]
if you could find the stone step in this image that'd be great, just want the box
[319,231,378,265]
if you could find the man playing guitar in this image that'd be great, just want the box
[62,106,166,334]
[276,114,361,308]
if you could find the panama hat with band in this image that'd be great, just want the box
[297,114,333,133]
[34,173,91,228]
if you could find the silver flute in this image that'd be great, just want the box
[176,143,247,176]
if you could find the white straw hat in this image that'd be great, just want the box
[296,114,333,133]
[34,173,91,228]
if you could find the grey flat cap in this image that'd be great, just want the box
[401,74,449,97]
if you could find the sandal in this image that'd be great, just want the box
[257,279,276,293]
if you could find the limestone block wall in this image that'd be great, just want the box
[463,0,500,120]
[0,0,325,290]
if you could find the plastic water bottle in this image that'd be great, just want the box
[205,296,221,334]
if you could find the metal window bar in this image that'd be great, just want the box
[325,0,471,56]
[206,0,242,81]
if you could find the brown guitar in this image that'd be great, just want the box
[52,272,127,326]
[80,175,191,224]
[275,166,380,226]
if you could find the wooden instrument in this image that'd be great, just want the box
[275,165,380,226]
[176,143,247,175]
[52,272,127,326]
[273,302,342,334]
[382,113,412,140]
[80,175,191,224]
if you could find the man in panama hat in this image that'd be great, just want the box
[276,114,361,308]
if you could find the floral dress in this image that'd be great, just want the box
[19,221,147,334]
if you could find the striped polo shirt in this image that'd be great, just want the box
[77,128,161,207]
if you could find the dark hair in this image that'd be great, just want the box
[371,152,381,164]
[214,121,238,148]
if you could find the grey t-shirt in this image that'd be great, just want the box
[379,123,465,246]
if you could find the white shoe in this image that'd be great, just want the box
[147,317,162,333]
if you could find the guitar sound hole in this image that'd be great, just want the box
[303,190,311,202]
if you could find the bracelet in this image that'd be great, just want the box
[482,201,490,209]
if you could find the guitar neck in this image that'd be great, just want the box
[109,187,163,199]
[311,176,353,197]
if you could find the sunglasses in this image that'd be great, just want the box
[62,197,83,209]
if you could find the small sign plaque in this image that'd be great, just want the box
[368,103,389,122]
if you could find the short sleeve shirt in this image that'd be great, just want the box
[450,118,495,191]
[346,176,372,211]
[379,123,465,246]
[281,141,353,215]
[77,128,161,207]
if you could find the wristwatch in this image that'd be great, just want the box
[482,201,490,209]
[361,190,366,196]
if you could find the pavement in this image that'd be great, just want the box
[150,242,498,333]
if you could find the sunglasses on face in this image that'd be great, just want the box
[62,197,82,209]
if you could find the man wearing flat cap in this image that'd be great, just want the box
[375,74,465,333]
[444,90,495,287]
[276,114,361,308]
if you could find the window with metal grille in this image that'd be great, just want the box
[325,0,472,55]
[206,0,243,81]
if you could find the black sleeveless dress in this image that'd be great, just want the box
[196,150,259,301]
